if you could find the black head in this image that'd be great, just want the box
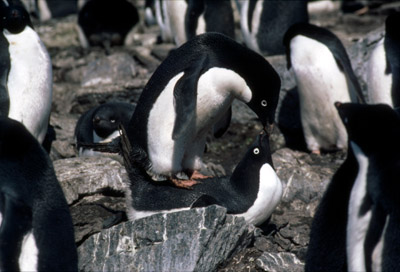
[92,102,135,138]
[232,131,274,181]
[335,102,400,155]
[245,67,281,130]
[0,0,33,34]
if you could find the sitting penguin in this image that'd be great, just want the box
[122,130,282,227]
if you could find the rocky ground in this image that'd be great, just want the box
[32,1,399,271]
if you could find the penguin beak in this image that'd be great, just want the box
[263,122,274,136]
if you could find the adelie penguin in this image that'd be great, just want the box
[0,0,53,147]
[75,102,136,157]
[239,0,308,56]
[77,0,139,52]
[89,33,281,189]
[306,102,400,272]
[283,23,365,154]
[0,117,78,271]
[367,12,400,108]
[123,131,282,226]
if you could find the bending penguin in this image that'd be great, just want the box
[75,102,136,157]
[0,117,78,271]
[367,12,400,107]
[283,23,365,154]
[239,0,308,56]
[125,32,280,188]
[123,131,282,226]
[0,0,52,145]
[306,102,400,271]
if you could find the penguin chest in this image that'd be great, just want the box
[18,232,39,272]
[290,35,350,150]
[367,39,393,106]
[237,164,283,226]
[4,27,52,142]
[346,142,372,272]
[147,68,250,175]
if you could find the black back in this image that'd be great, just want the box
[127,132,274,216]
[75,102,135,146]
[78,0,139,47]
[0,117,77,271]
[284,23,365,104]
[256,0,308,56]
[127,32,280,171]
[384,12,400,107]
[185,0,235,41]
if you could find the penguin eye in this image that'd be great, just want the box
[261,100,267,107]
[253,147,260,155]
[110,119,116,123]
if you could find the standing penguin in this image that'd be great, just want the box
[185,0,235,41]
[0,117,78,271]
[239,0,308,56]
[124,33,280,188]
[124,131,282,226]
[0,0,52,145]
[77,0,139,50]
[75,102,136,156]
[306,102,400,271]
[283,23,365,154]
[367,12,400,107]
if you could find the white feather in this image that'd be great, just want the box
[290,35,351,152]
[18,231,38,272]
[237,164,282,226]
[4,26,52,144]
[147,68,252,177]
[346,142,371,272]
[372,215,390,271]
[367,38,393,106]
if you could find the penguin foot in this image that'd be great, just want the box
[311,149,321,155]
[190,170,212,180]
[170,178,199,189]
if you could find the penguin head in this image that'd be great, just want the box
[92,103,134,138]
[232,131,274,180]
[335,102,400,155]
[0,1,33,34]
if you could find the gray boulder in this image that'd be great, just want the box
[256,252,304,272]
[78,205,255,272]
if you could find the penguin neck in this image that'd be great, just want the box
[229,158,263,198]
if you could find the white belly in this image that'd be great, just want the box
[367,39,393,106]
[290,35,351,151]
[18,231,39,272]
[5,26,52,143]
[347,142,371,272]
[147,67,251,176]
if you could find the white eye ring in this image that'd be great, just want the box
[261,100,267,107]
[110,119,116,123]
[253,148,260,155]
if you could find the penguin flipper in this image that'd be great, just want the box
[191,194,221,208]
[172,55,208,140]
[213,106,232,138]
[0,192,31,271]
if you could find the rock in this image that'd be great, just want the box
[256,252,304,272]
[49,112,79,160]
[78,205,255,272]
[81,52,137,87]
[54,156,128,205]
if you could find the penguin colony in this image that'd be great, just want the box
[0,0,399,270]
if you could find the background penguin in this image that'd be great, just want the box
[367,12,400,107]
[75,102,136,157]
[185,0,235,41]
[239,0,308,56]
[124,32,280,189]
[123,131,282,227]
[0,0,53,146]
[21,0,78,22]
[77,0,139,51]
[283,23,365,154]
[0,117,77,271]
